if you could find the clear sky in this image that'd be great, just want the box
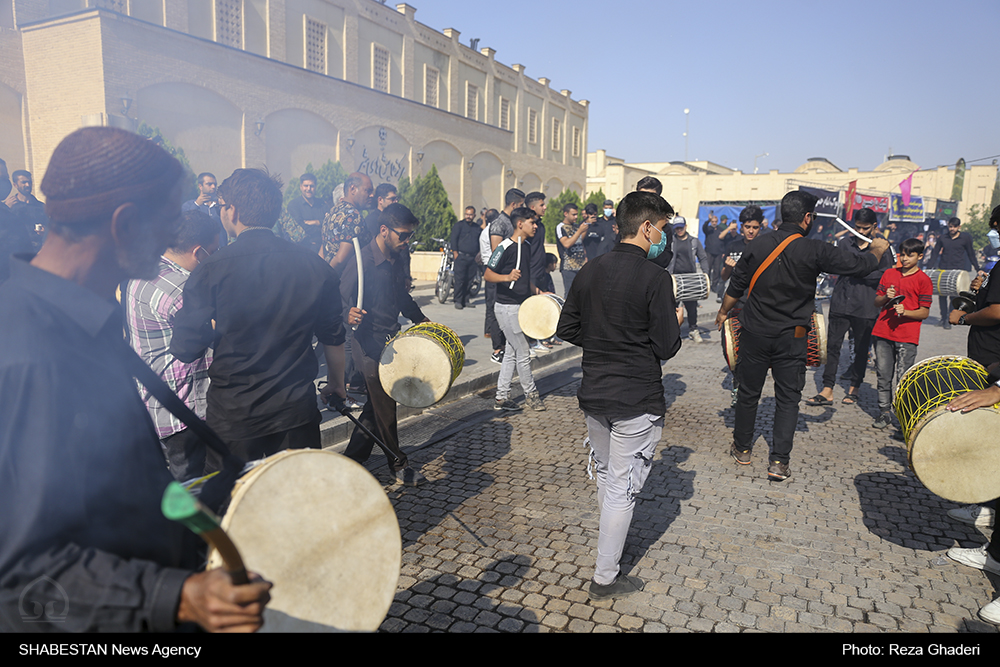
[409,0,998,174]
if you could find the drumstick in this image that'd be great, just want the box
[835,217,873,244]
[510,238,521,289]
[162,481,249,585]
[352,237,364,331]
[326,396,401,465]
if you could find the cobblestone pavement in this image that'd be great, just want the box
[355,314,999,633]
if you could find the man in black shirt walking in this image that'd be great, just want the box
[716,191,889,481]
[451,205,481,309]
[557,191,681,600]
[172,169,351,462]
[935,217,979,328]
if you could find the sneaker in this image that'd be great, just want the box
[980,598,1000,625]
[344,396,365,410]
[490,350,504,364]
[872,412,892,429]
[494,399,521,412]
[730,387,739,408]
[688,332,701,343]
[530,342,547,354]
[588,573,645,601]
[396,466,426,487]
[731,445,751,465]
[948,505,996,528]
[525,391,546,411]
[947,544,1000,574]
[528,346,537,359]
[767,460,791,481]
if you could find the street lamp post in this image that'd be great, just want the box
[754,152,769,174]
[683,108,690,162]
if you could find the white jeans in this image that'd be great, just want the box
[585,412,663,585]
[494,302,536,400]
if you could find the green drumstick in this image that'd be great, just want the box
[162,481,249,585]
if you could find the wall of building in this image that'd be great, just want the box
[3,0,586,208]
[587,149,998,224]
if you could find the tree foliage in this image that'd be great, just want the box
[137,123,197,201]
[282,160,348,210]
[540,189,583,243]
[583,188,609,211]
[966,203,995,251]
[397,164,456,247]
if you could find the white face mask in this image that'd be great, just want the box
[988,228,1000,250]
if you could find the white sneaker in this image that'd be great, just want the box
[947,544,1000,575]
[980,598,1000,624]
[948,505,995,527]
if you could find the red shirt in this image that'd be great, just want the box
[872,268,932,344]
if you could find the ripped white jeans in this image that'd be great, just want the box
[585,412,663,586]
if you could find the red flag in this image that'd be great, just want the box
[899,173,914,207]
[845,180,857,221]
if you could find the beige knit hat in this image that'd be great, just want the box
[41,127,183,224]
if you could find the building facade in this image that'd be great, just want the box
[588,149,997,226]
[0,0,588,211]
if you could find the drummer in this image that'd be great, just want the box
[0,127,271,632]
[716,190,889,481]
[340,203,429,487]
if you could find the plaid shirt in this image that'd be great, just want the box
[125,257,212,438]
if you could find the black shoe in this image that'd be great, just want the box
[588,573,645,601]
[731,444,751,465]
[872,412,891,429]
[767,460,791,481]
[454,303,464,310]
[943,321,952,329]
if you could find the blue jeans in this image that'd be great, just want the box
[873,336,917,413]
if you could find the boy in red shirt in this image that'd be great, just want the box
[872,237,932,428]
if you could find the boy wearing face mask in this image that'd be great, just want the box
[556,192,681,601]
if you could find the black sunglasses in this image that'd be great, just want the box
[389,228,414,242]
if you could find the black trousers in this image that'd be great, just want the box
[484,281,506,351]
[453,253,477,306]
[733,329,808,464]
[821,314,876,390]
[343,345,408,473]
[223,413,322,463]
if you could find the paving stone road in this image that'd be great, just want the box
[335,300,999,634]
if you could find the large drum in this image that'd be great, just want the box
[720,312,825,371]
[379,322,465,408]
[673,272,710,302]
[207,449,401,632]
[892,355,1000,503]
[925,269,971,296]
[518,293,564,340]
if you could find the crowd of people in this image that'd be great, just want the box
[1,125,999,630]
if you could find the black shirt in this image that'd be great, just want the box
[450,218,482,256]
[583,218,612,260]
[0,257,198,631]
[828,236,894,320]
[171,228,345,441]
[936,231,979,271]
[488,238,533,305]
[557,243,681,420]
[727,226,879,337]
[340,237,427,360]
[968,261,1000,368]
[285,195,329,252]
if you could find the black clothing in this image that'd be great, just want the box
[450,218,482,256]
[0,257,198,632]
[702,219,726,256]
[488,238,533,305]
[0,206,33,281]
[828,236,893,321]
[935,231,978,271]
[285,195,329,253]
[526,221,548,292]
[968,261,1000,368]
[583,218,613,260]
[452,219,483,308]
[171,228,345,444]
[557,243,681,420]
[340,237,426,361]
[726,226,879,338]
[821,314,876,390]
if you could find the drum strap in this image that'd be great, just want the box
[747,233,802,298]
[119,342,244,513]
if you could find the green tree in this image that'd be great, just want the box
[137,123,197,201]
[966,203,994,251]
[282,160,348,210]
[541,189,583,243]
[584,188,609,211]
[397,164,456,247]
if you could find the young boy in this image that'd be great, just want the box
[871,237,933,428]
[485,207,545,411]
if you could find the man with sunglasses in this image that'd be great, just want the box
[125,209,221,481]
[340,203,429,486]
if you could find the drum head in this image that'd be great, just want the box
[518,294,562,340]
[208,450,401,632]
[909,407,1000,504]
[380,334,454,408]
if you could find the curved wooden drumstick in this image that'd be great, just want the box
[162,481,248,585]
[352,237,364,330]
